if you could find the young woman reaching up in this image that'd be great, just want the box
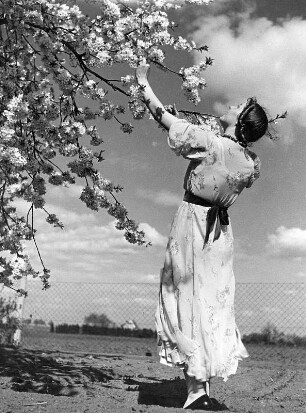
[136,62,268,410]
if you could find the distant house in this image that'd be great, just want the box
[121,319,139,330]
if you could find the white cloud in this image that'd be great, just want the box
[266,226,306,258]
[14,198,97,227]
[139,223,167,246]
[31,218,165,257]
[138,272,160,283]
[191,10,306,143]
[18,196,167,282]
[47,184,83,200]
[137,188,181,207]
[37,220,126,251]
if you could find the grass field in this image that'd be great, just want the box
[21,325,306,362]
[21,326,156,355]
[0,327,305,413]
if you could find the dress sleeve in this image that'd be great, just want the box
[246,151,261,188]
[167,119,221,160]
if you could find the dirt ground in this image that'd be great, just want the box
[0,338,305,413]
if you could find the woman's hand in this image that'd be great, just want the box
[134,59,178,131]
[136,60,150,85]
[165,104,179,117]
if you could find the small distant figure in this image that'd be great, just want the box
[49,320,54,333]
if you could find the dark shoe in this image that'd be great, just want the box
[210,398,229,411]
[186,394,214,410]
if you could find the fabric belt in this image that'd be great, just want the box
[183,191,229,245]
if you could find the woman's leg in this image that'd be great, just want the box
[203,379,210,396]
[183,370,205,409]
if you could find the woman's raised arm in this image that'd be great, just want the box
[135,62,179,131]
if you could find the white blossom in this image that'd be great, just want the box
[0,0,214,289]
[0,126,15,141]
[0,147,27,166]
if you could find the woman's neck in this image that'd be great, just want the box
[223,125,236,137]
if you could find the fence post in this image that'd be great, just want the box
[13,276,27,346]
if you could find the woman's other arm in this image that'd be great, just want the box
[135,62,218,160]
[135,62,178,131]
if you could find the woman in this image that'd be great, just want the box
[136,62,268,410]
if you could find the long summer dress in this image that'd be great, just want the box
[155,119,261,382]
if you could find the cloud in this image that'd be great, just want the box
[30,217,165,257]
[191,8,306,143]
[138,272,160,283]
[266,226,306,258]
[17,197,167,282]
[37,224,138,255]
[47,184,83,201]
[139,223,167,246]
[13,198,97,227]
[137,188,181,207]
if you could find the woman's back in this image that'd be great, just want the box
[168,119,260,207]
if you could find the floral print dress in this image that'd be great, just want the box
[155,119,260,382]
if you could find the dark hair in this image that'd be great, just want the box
[236,97,269,143]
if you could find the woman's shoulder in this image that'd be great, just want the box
[169,116,221,140]
[245,148,261,167]
[244,148,261,187]
[174,114,222,132]
[195,116,223,135]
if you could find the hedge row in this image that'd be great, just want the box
[54,323,156,338]
[52,324,306,346]
[242,332,306,347]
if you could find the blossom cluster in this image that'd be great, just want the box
[180,62,212,104]
[0,0,213,290]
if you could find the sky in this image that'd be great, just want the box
[16,0,306,294]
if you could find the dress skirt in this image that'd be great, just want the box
[155,201,248,382]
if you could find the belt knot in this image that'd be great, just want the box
[183,191,229,245]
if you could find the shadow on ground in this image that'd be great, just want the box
[137,377,186,408]
[136,377,229,411]
[0,346,117,396]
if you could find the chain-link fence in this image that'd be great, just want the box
[2,282,306,357]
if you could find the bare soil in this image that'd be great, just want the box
[0,335,305,413]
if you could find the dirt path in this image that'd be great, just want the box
[0,346,305,413]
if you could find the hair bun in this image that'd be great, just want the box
[236,97,268,143]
